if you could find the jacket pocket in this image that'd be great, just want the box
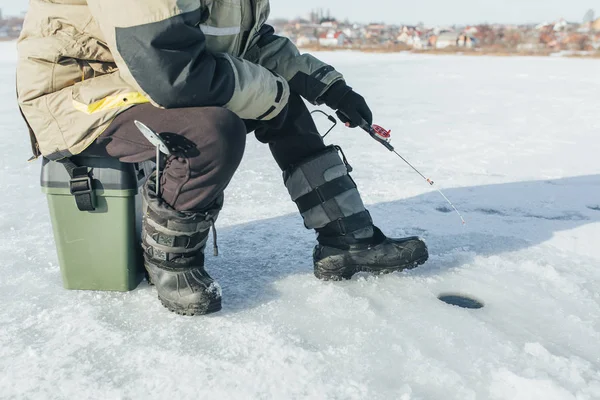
[71,72,150,115]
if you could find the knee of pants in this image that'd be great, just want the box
[187,107,247,178]
[208,107,246,170]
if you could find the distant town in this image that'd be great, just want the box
[2,7,600,56]
[0,9,22,40]
[272,9,600,56]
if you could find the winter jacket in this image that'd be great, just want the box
[17,0,343,159]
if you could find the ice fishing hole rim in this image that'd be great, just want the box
[437,293,485,309]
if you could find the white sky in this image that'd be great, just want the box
[0,0,596,25]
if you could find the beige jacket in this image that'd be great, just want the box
[17,0,343,159]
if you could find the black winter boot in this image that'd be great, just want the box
[313,227,428,280]
[142,174,222,315]
[284,146,429,281]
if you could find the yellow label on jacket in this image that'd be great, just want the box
[72,92,150,115]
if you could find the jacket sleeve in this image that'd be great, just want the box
[245,25,344,105]
[86,0,289,121]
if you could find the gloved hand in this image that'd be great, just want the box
[320,81,373,128]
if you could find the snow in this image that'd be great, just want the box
[2,42,600,399]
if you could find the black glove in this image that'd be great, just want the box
[320,81,373,128]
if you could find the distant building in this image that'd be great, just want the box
[341,28,356,39]
[457,34,476,48]
[397,31,410,43]
[535,22,552,30]
[591,33,600,49]
[553,19,569,32]
[562,32,591,50]
[464,26,478,35]
[397,31,424,49]
[367,23,387,31]
[296,34,318,47]
[412,36,424,49]
[319,31,346,47]
[436,32,459,49]
[593,18,600,32]
[320,19,338,29]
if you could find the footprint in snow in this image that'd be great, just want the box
[475,208,507,216]
[523,212,588,221]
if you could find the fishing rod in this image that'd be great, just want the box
[312,110,465,225]
[358,119,466,225]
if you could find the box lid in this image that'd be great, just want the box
[40,156,153,191]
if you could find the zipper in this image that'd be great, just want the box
[238,0,256,55]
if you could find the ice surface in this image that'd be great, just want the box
[1,42,599,399]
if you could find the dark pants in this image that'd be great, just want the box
[81,94,326,211]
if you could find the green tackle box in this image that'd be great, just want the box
[41,156,153,292]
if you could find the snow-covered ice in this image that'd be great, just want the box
[1,41,599,399]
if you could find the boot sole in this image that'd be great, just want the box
[314,254,429,281]
[158,295,222,316]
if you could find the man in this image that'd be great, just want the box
[17,0,428,316]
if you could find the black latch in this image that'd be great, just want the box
[69,176,93,195]
[56,158,97,212]
[69,168,96,211]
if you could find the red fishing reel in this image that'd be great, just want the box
[371,124,392,143]
[365,123,395,151]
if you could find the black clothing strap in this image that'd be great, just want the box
[316,210,373,237]
[295,175,357,214]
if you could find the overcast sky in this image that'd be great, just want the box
[0,0,596,25]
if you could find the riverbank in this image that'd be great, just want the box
[300,44,600,58]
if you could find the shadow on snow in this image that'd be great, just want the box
[152,175,600,314]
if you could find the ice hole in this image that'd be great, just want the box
[438,294,484,309]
